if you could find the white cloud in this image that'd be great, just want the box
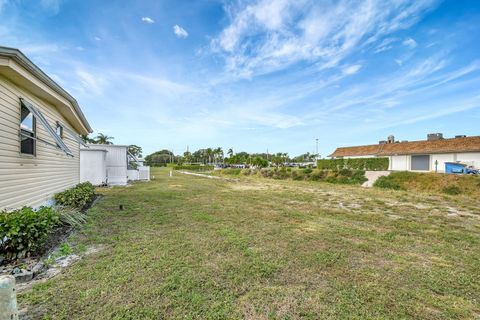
[211,0,439,78]
[141,17,155,24]
[173,25,188,38]
[75,69,108,95]
[342,64,362,75]
[374,37,398,53]
[94,36,101,41]
[402,37,417,48]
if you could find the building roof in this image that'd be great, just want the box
[330,136,480,157]
[0,46,92,134]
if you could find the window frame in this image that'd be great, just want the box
[20,103,36,156]
[56,122,64,139]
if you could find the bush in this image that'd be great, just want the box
[54,182,95,209]
[174,165,214,171]
[442,185,462,195]
[260,168,273,178]
[0,207,60,259]
[374,175,405,190]
[303,168,313,175]
[317,158,389,171]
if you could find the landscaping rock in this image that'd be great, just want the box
[13,270,33,284]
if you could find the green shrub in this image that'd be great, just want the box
[374,176,404,190]
[54,182,95,209]
[0,207,60,259]
[442,185,462,195]
[174,165,214,171]
[303,168,313,174]
[219,168,242,175]
[317,158,389,171]
[260,169,273,178]
[272,167,289,180]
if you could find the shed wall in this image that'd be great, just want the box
[80,150,107,185]
[87,145,128,185]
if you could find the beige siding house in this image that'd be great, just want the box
[0,46,92,211]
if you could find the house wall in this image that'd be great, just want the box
[430,154,455,173]
[80,149,107,185]
[0,74,81,211]
[390,155,409,171]
[456,152,480,169]
[389,153,480,172]
[87,145,128,185]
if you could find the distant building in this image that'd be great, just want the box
[329,133,480,172]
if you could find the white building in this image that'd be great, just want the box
[80,145,150,186]
[0,47,92,211]
[329,133,480,172]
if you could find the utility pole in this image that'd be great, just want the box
[316,138,319,160]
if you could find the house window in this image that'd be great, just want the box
[20,104,36,155]
[56,123,64,139]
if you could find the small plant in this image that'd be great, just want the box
[57,207,87,227]
[44,243,74,266]
[59,243,73,256]
[442,185,462,195]
[54,182,95,209]
[0,207,60,259]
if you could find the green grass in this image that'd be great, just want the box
[20,168,480,319]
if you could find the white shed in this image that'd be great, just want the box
[80,148,107,185]
[86,145,129,185]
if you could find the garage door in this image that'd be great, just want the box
[411,155,430,171]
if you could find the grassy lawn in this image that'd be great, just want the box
[21,168,480,319]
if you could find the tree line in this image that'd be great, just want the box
[145,147,318,167]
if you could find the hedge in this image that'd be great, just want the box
[54,182,95,209]
[174,165,214,171]
[317,157,389,171]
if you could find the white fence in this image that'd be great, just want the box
[139,166,150,181]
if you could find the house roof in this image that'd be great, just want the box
[0,46,92,134]
[330,136,480,157]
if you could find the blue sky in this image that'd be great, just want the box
[1,0,480,157]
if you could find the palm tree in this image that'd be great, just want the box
[227,148,233,158]
[81,134,96,144]
[214,147,223,164]
[95,133,114,145]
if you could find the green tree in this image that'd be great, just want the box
[80,134,96,144]
[128,145,143,158]
[95,133,114,145]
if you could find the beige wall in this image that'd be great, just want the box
[0,74,81,211]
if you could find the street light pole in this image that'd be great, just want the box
[316,138,319,160]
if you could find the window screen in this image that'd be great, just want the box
[20,104,35,155]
